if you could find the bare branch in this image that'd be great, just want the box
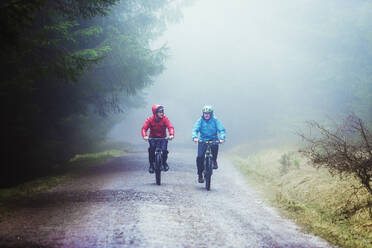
[299,114,372,197]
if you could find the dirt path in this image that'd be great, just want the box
[0,149,333,248]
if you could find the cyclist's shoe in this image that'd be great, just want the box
[213,160,218,170]
[198,175,204,183]
[163,162,169,172]
[149,164,155,174]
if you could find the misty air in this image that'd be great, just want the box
[0,0,371,247]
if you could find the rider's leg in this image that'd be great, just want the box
[148,140,156,173]
[196,156,204,175]
[196,142,207,182]
[212,144,219,169]
[161,139,169,171]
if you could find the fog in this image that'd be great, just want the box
[110,0,370,148]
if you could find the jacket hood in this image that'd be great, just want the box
[152,104,164,115]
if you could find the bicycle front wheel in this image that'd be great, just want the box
[204,157,212,190]
[155,152,162,185]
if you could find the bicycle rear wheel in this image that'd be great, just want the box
[204,157,212,190]
[155,152,162,185]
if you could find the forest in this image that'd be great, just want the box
[0,1,372,247]
[0,0,183,186]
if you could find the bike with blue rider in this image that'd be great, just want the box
[192,105,226,190]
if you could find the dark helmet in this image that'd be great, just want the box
[152,104,164,115]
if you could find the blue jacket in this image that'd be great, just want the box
[192,116,226,141]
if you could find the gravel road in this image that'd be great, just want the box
[0,148,333,248]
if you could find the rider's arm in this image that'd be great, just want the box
[215,117,226,141]
[164,117,174,137]
[141,117,152,137]
[191,118,202,140]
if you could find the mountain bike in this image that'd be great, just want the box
[199,140,220,190]
[148,137,169,185]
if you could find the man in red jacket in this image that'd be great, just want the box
[141,104,174,173]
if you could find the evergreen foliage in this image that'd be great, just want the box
[0,0,179,187]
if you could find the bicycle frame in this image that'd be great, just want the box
[199,140,220,190]
[148,137,169,185]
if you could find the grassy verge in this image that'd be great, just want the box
[231,147,372,248]
[0,148,130,220]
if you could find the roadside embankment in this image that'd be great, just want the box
[231,147,372,248]
[0,146,131,220]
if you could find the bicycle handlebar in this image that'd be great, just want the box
[198,140,221,144]
[148,137,171,141]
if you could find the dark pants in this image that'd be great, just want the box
[148,139,168,166]
[196,142,218,176]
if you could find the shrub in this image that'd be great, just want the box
[299,114,372,198]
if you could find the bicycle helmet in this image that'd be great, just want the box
[202,105,214,114]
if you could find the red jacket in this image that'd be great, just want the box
[141,105,174,138]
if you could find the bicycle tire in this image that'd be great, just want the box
[204,157,212,190]
[155,152,162,185]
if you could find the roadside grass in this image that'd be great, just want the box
[231,148,372,248]
[69,149,128,166]
[0,148,130,220]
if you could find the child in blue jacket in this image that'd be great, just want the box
[192,105,226,183]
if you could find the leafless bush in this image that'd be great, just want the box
[298,114,372,196]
